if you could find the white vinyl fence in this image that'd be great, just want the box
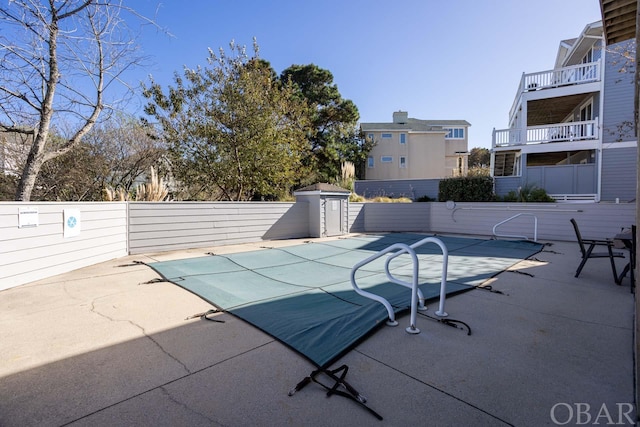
[128,202,309,254]
[0,202,127,291]
[1,200,635,290]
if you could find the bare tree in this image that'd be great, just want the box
[0,0,157,200]
[28,113,167,201]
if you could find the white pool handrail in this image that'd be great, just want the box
[386,237,449,319]
[492,213,538,242]
[350,237,449,335]
[350,242,416,327]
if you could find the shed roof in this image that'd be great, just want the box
[295,183,350,193]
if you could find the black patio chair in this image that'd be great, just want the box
[616,225,636,293]
[570,218,625,284]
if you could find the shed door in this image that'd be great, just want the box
[325,198,343,237]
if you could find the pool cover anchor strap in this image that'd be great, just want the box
[288,365,383,421]
[185,309,225,323]
[418,311,472,335]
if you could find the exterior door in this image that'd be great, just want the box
[325,198,343,237]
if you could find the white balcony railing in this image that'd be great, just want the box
[493,119,598,148]
[522,61,600,91]
[508,61,601,121]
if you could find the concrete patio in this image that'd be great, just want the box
[0,235,635,426]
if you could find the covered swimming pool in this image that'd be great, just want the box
[147,233,543,369]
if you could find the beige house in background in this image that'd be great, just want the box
[0,131,30,176]
[360,111,470,180]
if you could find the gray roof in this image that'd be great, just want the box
[360,118,471,132]
[295,183,351,193]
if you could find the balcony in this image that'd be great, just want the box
[493,119,599,148]
[509,61,601,121]
[522,61,600,91]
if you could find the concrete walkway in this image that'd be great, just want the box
[0,237,635,426]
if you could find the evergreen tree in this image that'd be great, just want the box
[280,64,370,184]
[143,40,312,200]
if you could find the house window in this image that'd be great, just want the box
[381,133,392,139]
[368,156,374,168]
[381,156,393,163]
[400,133,406,144]
[399,157,406,168]
[580,49,597,80]
[367,133,374,142]
[445,128,465,139]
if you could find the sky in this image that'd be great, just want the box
[125,0,605,149]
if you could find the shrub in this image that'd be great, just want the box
[525,187,555,202]
[438,176,495,202]
[501,185,555,202]
[0,173,18,201]
[467,166,490,177]
[337,161,355,192]
[134,166,170,201]
[349,192,365,202]
[370,196,412,203]
[415,195,435,202]
[502,190,519,202]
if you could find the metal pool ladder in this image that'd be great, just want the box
[350,237,449,334]
[493,213,538,242]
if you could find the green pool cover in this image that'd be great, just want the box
[148,233,543,368]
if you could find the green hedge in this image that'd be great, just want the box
[438,176,495,202]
